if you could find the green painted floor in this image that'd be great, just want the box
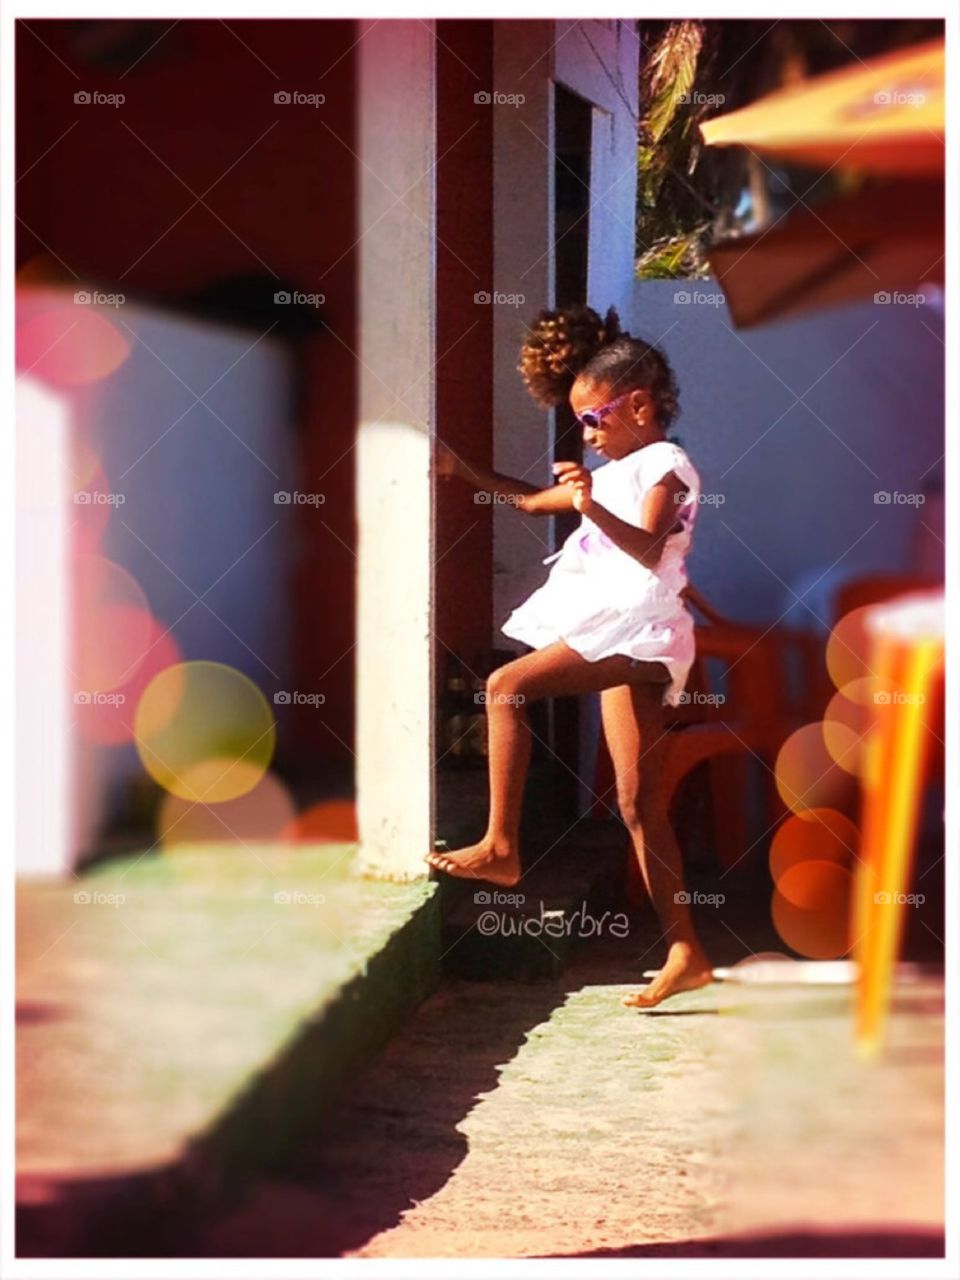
[17,846,438,1183]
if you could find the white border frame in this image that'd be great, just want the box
[3,4,955,1278]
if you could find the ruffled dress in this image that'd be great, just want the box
[501,439,700,706]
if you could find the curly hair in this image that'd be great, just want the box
[517,303,679,430]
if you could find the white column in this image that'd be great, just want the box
[16,376,73,875]
[355,21,436,879]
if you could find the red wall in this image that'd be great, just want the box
[16,18,357,769]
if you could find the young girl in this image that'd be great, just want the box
[426,304,712,1009]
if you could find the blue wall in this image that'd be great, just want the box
[631,281,944,629]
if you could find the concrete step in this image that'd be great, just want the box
[16,848,441,1257]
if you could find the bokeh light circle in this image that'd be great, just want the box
[134,661,276,803]
[280,799,359,844]
[17,306,131,386]
[772,861,853,959]
[774,722,858,816]
[769,807,860,884]
[822,679,876,777]
[74,616,181,745]
[159,768,295,849]
[826,606,877,692]
[73,555,152,692]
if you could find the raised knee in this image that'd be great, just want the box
[486,664,524,708]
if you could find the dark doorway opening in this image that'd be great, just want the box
[548,83,593,817]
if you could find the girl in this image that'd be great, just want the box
[426,304,712,1009]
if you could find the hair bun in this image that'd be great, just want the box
[517,303,622,408]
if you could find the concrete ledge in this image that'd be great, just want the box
[16,848,440,1256]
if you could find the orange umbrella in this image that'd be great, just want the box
[700,38,943,176]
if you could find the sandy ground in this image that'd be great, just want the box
[198,947,944,1259]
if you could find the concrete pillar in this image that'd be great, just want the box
[355,21,436,879]
[16,375,73,875]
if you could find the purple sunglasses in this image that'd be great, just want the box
[574,392,631,430]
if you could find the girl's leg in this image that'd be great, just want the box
[426,641,639,885]
[600,679,713,1008]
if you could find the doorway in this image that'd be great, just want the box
[548,83,593,820]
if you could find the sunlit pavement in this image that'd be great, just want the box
[17,837,943,1260]
[196,941,943,1259]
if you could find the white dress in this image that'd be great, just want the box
[501,439,700,706]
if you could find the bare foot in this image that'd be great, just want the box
[622,940,713,1009]
[425,840,521,887]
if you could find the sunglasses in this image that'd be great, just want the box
[574,392,631,431]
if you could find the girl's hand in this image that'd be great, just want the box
[435,442,461,481]
[553,460,593,513]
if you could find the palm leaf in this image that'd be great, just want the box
[643,21,703,144]
[636,226,711,280]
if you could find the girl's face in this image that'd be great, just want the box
[569,377,661,461]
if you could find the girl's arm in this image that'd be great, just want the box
[436,443,575,516]
[557,461,687,569]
